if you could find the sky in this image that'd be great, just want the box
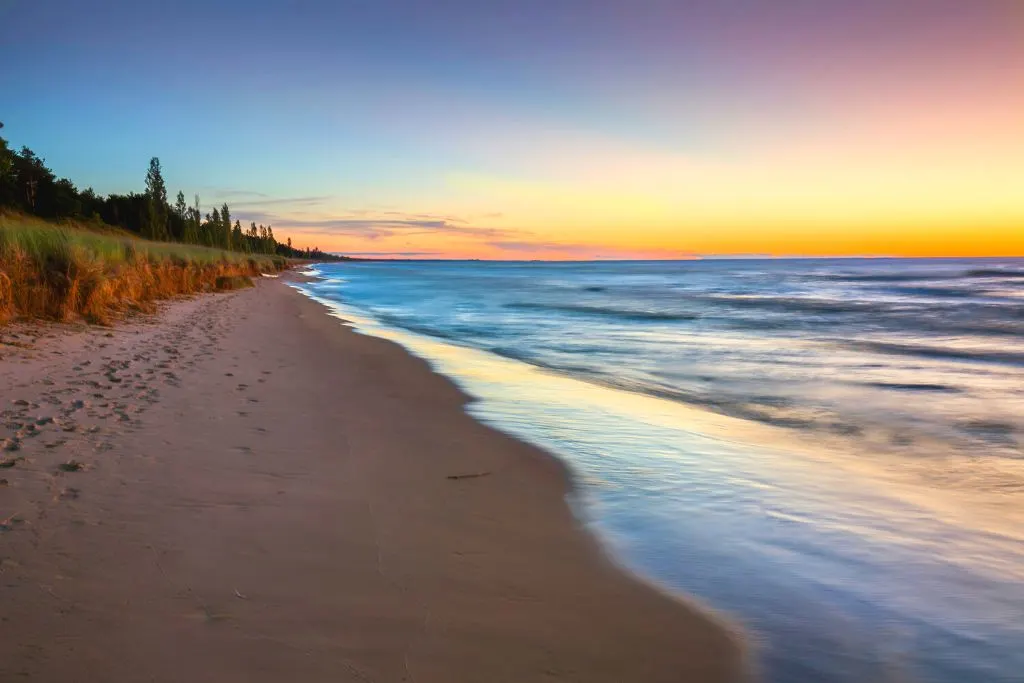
[1,0,1022,258]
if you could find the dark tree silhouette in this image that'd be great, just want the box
[144,157,169,240]
[0,123,346,260]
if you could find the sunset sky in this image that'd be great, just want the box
[1,0,1022,258]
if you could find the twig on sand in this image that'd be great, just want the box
[0,511,22,531]
[446,471,492,481]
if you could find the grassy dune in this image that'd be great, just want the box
[0,213,285,324]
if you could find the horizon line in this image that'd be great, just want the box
[327,254,1024,262]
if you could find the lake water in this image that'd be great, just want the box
[294,259,1024,683]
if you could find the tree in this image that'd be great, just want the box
[0,122,14,206]
[180,193,198,244]
[232,220,245,251]
[220,203,232,250]
[168,191,187,241]
[174,191,187,220]
[12,147,54,214]
[144,157,168,240]
[188,194,203,245]
[0,125,331,258]
[52,177,81,218]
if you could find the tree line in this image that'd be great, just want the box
[0,122,342,261]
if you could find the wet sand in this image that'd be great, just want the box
[0,276,746,682]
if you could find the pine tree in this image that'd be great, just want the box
[210,208,221,248]
[190,194,203,245]
[174,191,187,221]
[144,157,168,240]
[0,122,14,206]
[173,191,188,241]
[220,203,232,250]
[232,219,244,251]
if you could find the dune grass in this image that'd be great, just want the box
[0,212,286,324]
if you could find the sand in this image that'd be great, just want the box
[0,276,746,682]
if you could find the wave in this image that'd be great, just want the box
[478,348,852,433]
[813,267,1024,283]
[504,301,699,322]
[885,286,985,299]
[372,312,498,343]
[813,273,955,283]
[909,319,1024,339]
[863,382,963,394]
[485,346,601,375]
[700,294,893,315]
[843,340,1024,367]
[966,269,1024,279]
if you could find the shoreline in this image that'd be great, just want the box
[1,277,748,682]
[288,275,751,628]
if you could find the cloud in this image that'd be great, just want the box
[339,251,445,257]
[233,209,517,241]
[488,238,698,260]
[488,239,601,256]
[232,195,334,207]
[381,210,468,224]
[207,189,271,199]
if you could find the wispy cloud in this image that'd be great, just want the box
[208,189,270,199]
[234,209,516,241]
[232,195,334,207]
[489,239,602,257]
[340,251,445,257]
[489,238,698,260]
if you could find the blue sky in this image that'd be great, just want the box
[2,0,1022,257]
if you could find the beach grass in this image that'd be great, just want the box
[0,212,285,324]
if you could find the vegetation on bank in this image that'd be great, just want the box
[0,212,283,324]
[0,120,352,324]
[0,121,343,261]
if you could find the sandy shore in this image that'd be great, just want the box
[0,276,746,682]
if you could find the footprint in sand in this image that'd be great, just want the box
[17,424,40,438]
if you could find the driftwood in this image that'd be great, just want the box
[446,471,492,481]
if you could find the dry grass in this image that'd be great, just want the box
[0,212,285,324]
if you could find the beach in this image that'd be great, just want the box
[0,276,745,682]
[287,259,1024,683]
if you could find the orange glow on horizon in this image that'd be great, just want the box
[265,41,1024,261]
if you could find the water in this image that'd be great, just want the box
[293,259,1024,683]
